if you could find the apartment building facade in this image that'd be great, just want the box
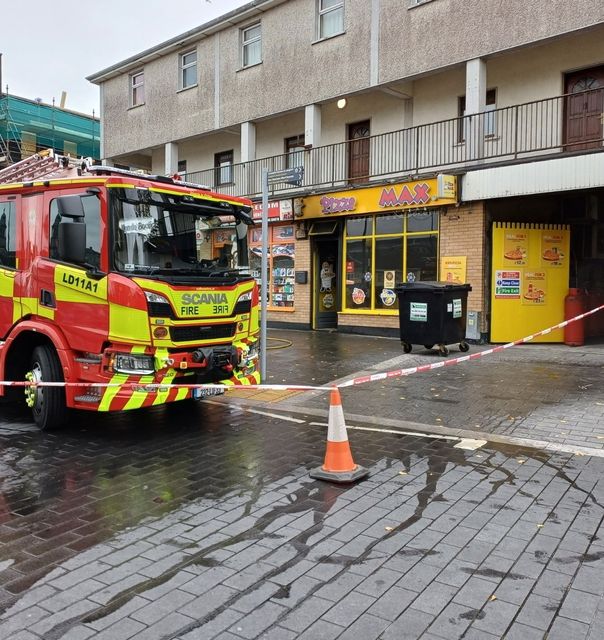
[88,0,604,341]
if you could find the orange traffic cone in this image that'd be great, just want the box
[310,387,369,483]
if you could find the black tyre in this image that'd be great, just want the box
[459,341,470,352]
[402,342,412,353]
[25,345,67,430]
[438,345,449,357]
[423,344,434,350]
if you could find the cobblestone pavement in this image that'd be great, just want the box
[0,330,602,639]
[264,331,604,450]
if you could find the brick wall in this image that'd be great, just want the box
[267,236,312,326]
[439,202,487,323]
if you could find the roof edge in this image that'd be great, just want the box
[87,0,286,84]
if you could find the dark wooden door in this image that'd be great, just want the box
[347,120,370,183]
[564,67,604,151]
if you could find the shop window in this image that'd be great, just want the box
[241,23,262,67]
[214,150,234,186]
[130,70,145,107]
[0,201,17,268]
[249,224,295,309]
[343,211,439,312]
[457,88,497,142]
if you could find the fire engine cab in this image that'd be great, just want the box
[0,151,260,429]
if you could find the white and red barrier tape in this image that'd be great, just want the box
[338,303,604,388]
[0,304,602,391]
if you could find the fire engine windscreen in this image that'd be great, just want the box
[110,188,253,275]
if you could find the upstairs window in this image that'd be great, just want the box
[457,88,497,142]
[179,50,197,89]
[285,134,305,169]
[130,71,145,107]
[214,150,234,186]
[242,23,262,67]
[318,0,344,39]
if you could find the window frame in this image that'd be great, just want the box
[241,22,262,68]
[317,0,345,40]
[214,150,234,187]
[129,70,145,107]
[285,134,305,169]
[179,49,198,90]
[342,211,439,313]
[457,88,497,143]
[0,199,17,269]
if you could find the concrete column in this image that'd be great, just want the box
[465,58,487,161]
[101,158,114,167]
[240,121,256,162]
[164,142,179,176]
[304,104,322,148]
[240,121,256,195]
[305,104,322,185]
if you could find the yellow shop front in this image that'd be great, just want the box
[300,176,458,334]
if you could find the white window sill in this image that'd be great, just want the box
[237,61,263,73]
[177,84,198,93]
[408,0,436,9]
[312,31,346,45]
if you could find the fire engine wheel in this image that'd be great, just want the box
[25,345,67,431]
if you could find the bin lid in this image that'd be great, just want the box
[394,281,472,293]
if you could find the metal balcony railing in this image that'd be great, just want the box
[185,88,604,198]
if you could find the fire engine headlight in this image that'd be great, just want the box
[145,291,173,318]
[234,291,253,314]
[112,353,155,375]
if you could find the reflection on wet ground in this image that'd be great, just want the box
[0,392,602,639]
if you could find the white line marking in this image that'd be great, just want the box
[309,422,458,441]
[240,409,306,423]
[454,438,487,450]
[205,399,306,423]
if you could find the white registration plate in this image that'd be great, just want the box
[193,387,225,400]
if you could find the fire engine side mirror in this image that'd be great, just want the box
[58,221,86,264]
[56,195,85,220]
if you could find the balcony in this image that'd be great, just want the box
[184,88,604,198]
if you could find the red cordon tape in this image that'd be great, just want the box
[338,303,604,388]
[1,305,602,391]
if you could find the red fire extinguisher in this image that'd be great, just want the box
[564,288,586,346]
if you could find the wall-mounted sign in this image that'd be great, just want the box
[440,256,467,284]
[252,200,293,221]
[301,175,457,219]
[495,270,521,299]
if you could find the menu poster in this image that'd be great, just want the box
[522,271,547,305]
[541,233,565,267]
[440,256,467,284]
[503,232,528,265]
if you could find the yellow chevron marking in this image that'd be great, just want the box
[98,373,129,411]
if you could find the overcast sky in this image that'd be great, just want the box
[1,0,249,115]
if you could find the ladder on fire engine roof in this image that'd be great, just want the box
[0,149,90,185]
[0,149,213,192]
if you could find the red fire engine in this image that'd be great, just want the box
[0,151,260,430]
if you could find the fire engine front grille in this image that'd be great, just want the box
[170,323,236,343]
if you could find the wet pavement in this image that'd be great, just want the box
[0,329,602,639]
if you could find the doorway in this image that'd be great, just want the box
[347,120,370,183]
[313,238,339,329]
[564,66,604,151]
